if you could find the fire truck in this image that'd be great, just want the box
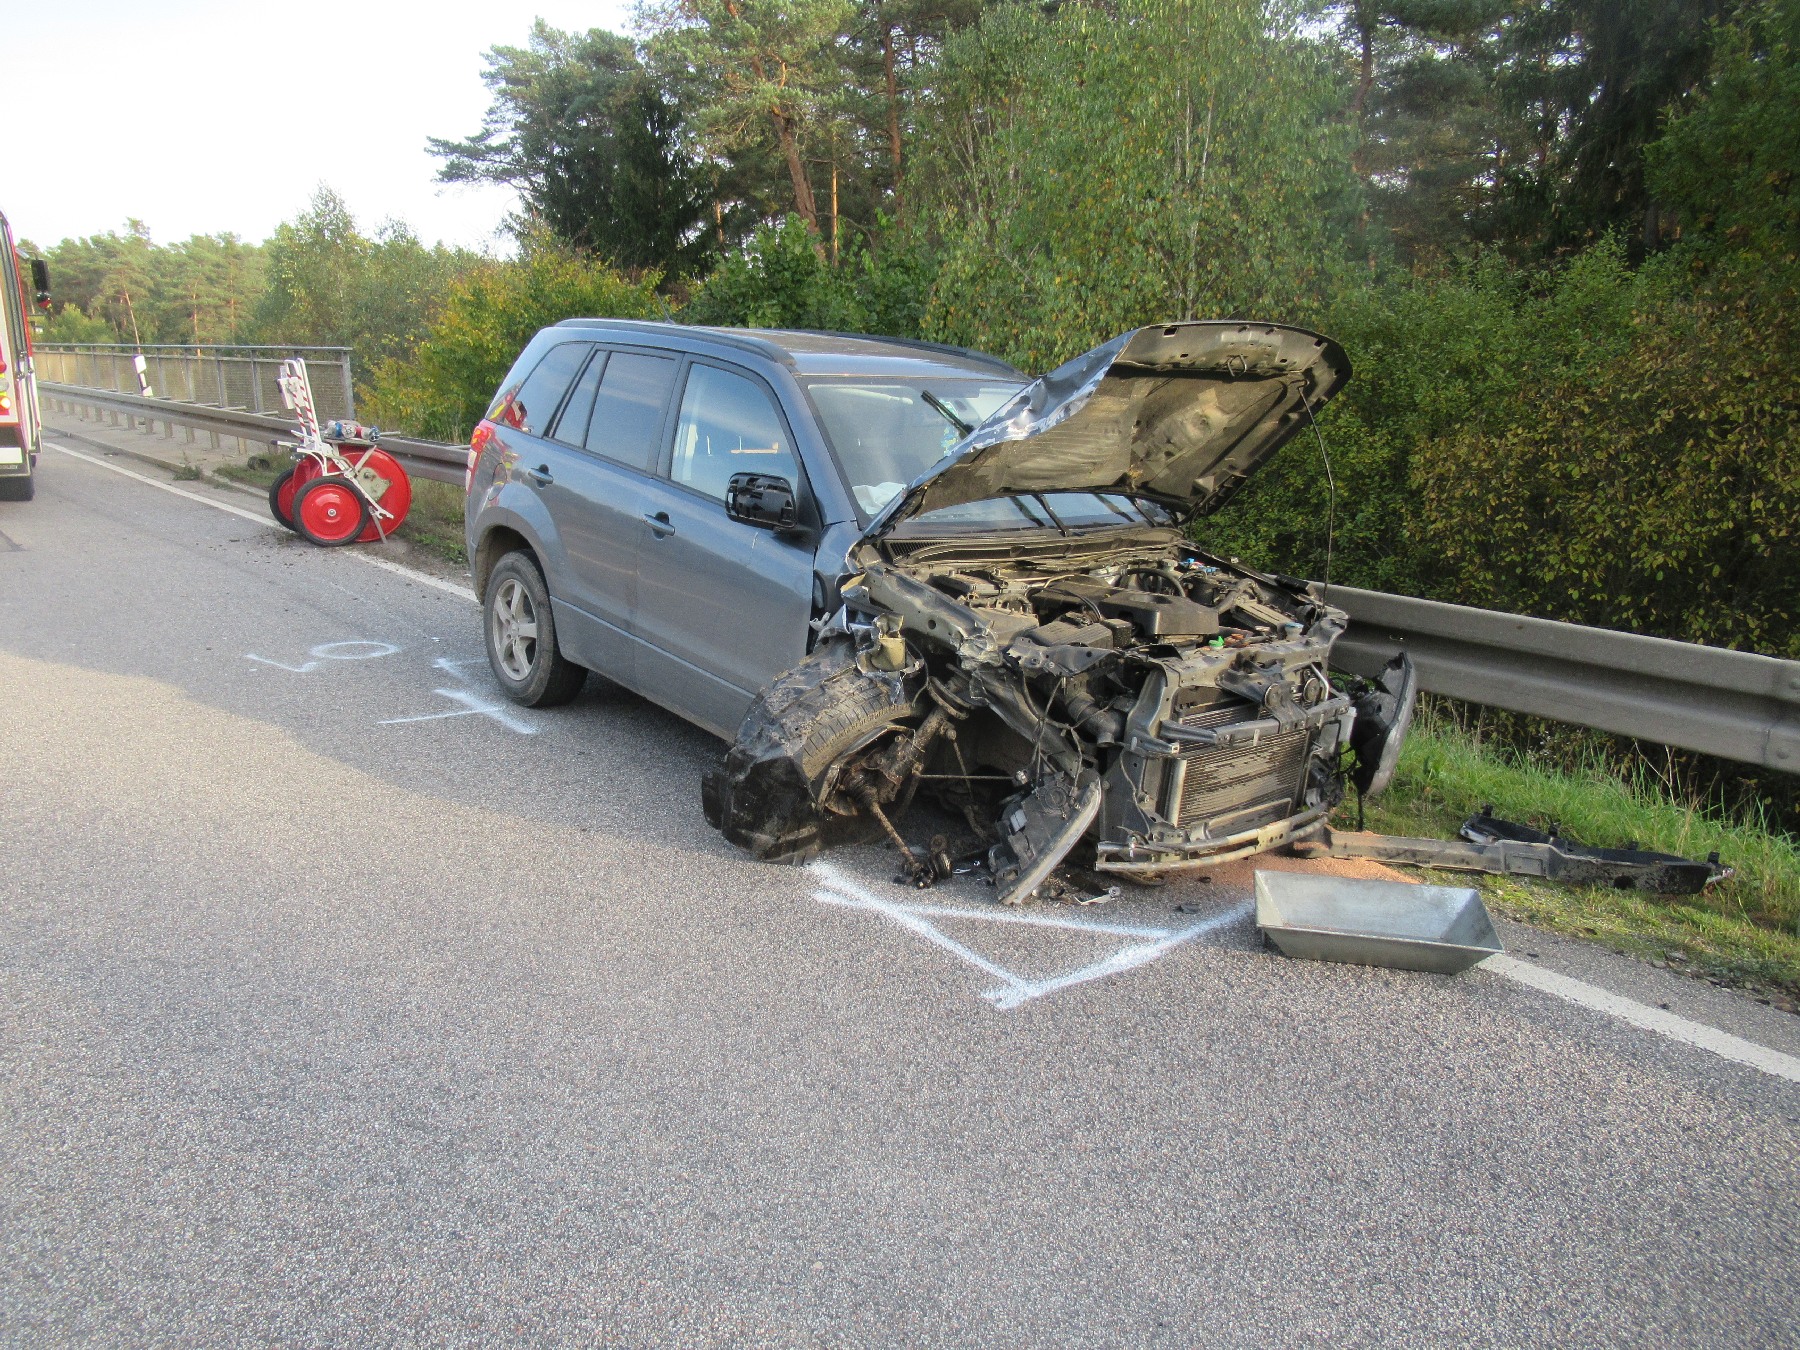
[0,209,49,501]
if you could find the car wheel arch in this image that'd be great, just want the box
[475,524,539,600]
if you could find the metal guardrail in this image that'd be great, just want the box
[41,382,465,486]
[1329,586,1800,774]
[36,383,1800,774]
[37,344,357,423]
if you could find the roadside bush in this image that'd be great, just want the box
[361,238,665,442]
[1412,256,1800,655]
[682,214,934,339]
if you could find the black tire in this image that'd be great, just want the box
[0,467,35,501]
[483,551,587,707]
[268,466,298,530]
[702,637,922,864]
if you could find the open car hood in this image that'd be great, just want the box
[866,321,1351,534]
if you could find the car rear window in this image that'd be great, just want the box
[490,341,591,437]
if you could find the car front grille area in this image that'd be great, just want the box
[1177,696,1261,729]
[1169,725,1314,833]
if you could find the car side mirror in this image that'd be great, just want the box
[29,258,49,310]
[726,472,798,532]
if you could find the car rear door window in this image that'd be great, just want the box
[584,351,678,471]
[551,349,606,446]
[669,364,800,503]
[494,341,591,436]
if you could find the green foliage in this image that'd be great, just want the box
[1494,0,1727,255]
[360,237,665,442]
[682,214,934,337]
[39,303,118,344]
[1645,0,1800,260]
[1211,232,1800,661]
[641,0,860,236]
[1411,251,1800,655]
[251,187,476,371]
[429,22,711,275]
[35,221,264,344]
[910,0,1363,371]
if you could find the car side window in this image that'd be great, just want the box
[551,349,606,447]
[669,364,801,504]
[492,341,590,437]
[585,351,679,470]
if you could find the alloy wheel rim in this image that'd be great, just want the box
[492,577,540,681]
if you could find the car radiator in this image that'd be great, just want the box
[1167,701,1314,832]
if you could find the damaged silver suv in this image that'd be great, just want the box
[466,319,1415,904]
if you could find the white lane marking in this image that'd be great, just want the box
[810,861,1251,1010]
[50,441,272,526]
[1486,954,1800,1084]
[350,552,476,602]
[47,442,477,602]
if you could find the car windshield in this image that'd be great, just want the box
[890,493,1176,532]
[804,377,1021,516]
[805,376,1175,530]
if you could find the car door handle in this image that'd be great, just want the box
[643,511,676,538]
[526,465,554,487]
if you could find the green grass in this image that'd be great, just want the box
[212,454,283,489]
[1356,712,1800,997]
[394,478,467,566]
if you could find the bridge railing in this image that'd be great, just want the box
[36,343,357,423]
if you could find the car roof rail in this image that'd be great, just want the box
[553,317,798,368]
[782,329,1025,377]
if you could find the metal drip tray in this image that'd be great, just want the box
[1254,870,1502,974]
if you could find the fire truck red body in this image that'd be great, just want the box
[0,209,47,501]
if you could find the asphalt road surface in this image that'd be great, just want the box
[3,440,1797,1348]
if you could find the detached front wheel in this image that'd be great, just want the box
[483,552,586,707]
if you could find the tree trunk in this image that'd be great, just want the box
[772,109,827,260]
[882,22,903,209]
[1351,7,1375,177]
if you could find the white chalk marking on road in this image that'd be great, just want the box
[1485,954,1800,1084]
[380,686,537,735]
[245,639,400,673]
[47,442,477,603]
[878,900,1177,941]
[811,861,1250,1010]
[431,655,488,680]
[311,640,400,660]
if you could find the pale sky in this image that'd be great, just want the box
[12,0,636,253]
